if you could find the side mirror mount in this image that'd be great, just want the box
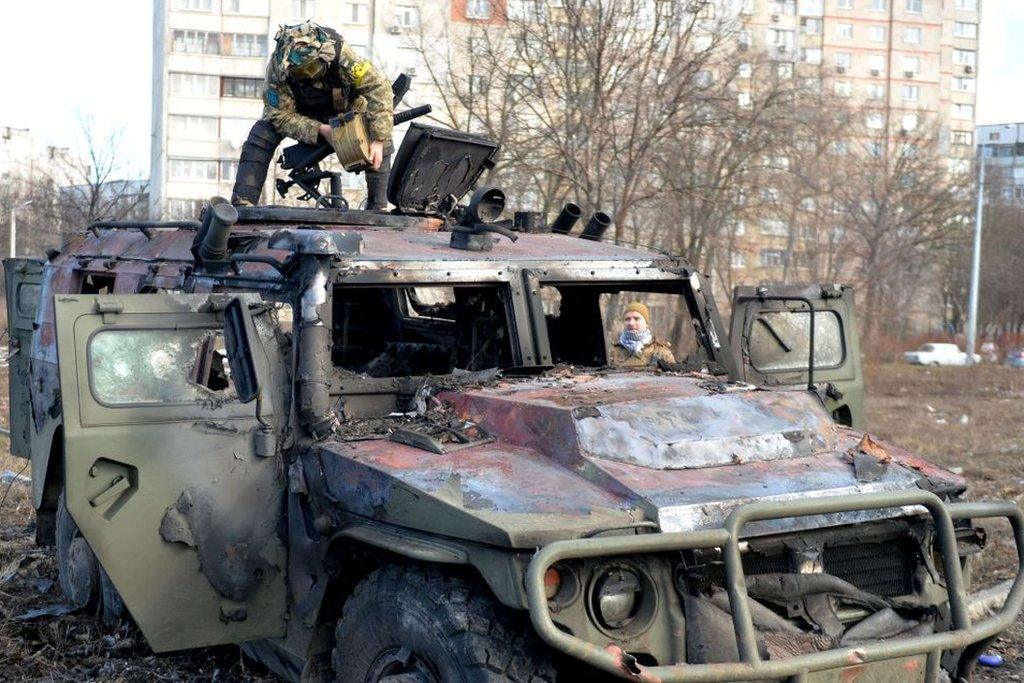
[223,298,260,404]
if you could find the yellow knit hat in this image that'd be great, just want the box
[624,302,650,324]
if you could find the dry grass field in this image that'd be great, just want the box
[0,361,1021,680]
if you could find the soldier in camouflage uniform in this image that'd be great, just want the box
[609,302,677,368]
[231,21,395,209]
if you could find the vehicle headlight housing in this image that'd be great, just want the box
[592,567,642,629]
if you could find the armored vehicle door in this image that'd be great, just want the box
[730,284,863,427]
[4,258,43,457]
[54,293,289,652]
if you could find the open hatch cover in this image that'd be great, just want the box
[387,123,500,215]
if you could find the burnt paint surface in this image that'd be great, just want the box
[313,374,963,547]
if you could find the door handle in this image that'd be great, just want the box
[89,475,131,508]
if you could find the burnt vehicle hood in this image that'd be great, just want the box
[314,374,963,547]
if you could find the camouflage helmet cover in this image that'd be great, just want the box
[274,20,339,80]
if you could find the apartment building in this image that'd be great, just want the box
[150,0,433,219]
[732,0,980,285]
[977,122,1024,202]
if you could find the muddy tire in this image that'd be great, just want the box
[56,491,101,612]
[332,565,557,682]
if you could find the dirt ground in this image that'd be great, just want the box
[1,362,1022,681]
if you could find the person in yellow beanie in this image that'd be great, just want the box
[609,302,677,367]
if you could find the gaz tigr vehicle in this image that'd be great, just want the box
[4,124,1023,682]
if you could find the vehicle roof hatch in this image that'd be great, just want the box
[387,123,500,216]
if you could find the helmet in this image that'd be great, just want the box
[275,21,337,81]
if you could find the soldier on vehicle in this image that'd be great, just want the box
[230,21,394,209]
[609,302,677,367]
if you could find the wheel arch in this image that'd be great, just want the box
[32,421,64,545]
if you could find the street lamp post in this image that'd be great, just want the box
[10,199,33,259]
[965,156,985,365]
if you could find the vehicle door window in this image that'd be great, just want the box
[748,309,844,372]
[89,328,236,405]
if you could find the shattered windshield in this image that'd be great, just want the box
[331,284,514,377]
[748,309,844,373]
[89,328,236,405]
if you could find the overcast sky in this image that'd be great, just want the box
[0,0,1020,178]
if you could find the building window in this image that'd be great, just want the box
[989,132,1000,140]
[771,0,797,14]
[867,83,885,100]
[832,140,849,155]
[173,0,213,10]
[868,54,886,73]
[769,28,795,51]
[508,0,545,21]
[802,17,822,34]
[801,197,816,211]
[223,0,270,14]
[903,27,921,44]
[220,118,253,145]
[738,92,752,107]
[837,0,852,7]
[946,132,970,147]
[226,33,267,57]
[738,29,753,48]
[219,160,238,182]
[836,22,853,39]
[866,112,884,129]
[834,80,851,96]
[802,48,822,64]
[169,115,218,140]
[952,103,974,119]
[761,219,788,236]
[221,76,263,98]
[901,85,919,101]
[469,74,489,95]
[869,25,886,42]
[835,52,852,69]
[901,113,918,130]
[871,0,886,9]
[730,252,746,268]
[733,220,747,235]
[955,0,977,10]
[167,198,206,219]
[777,62,794,78]
[466,0,492,19]
[342,1,368,22]
[952,76,975,92]
[903,56,920,74]
[760,249,787,267]
[801,0,825,13]
[169,72,219,96]
[168,158,218,181]
[291,0,315,17]
[172,29,220,54]
[953,49,976,67]
[865,141,882,156]
[954,22,977,38]
[395,4,420,27]
[738,62,753,78]
[905,0,922,12]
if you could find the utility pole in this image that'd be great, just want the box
[965,156,985,364]
[10,199,33,259]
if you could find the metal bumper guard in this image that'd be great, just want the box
[525,490,1024,682]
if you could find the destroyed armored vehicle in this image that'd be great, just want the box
[5,124,1023,682]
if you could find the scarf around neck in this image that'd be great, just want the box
[618,329,652,357]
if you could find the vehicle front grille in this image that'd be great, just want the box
[684,538,918,599]
[823,539,917,598]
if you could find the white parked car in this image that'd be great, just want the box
[904,343,981,366]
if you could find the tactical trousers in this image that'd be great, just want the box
[231,120,392,209]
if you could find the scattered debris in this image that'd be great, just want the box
[1,469,30,485]
[979,653,1005,668]
[15,604,74,621]
[849,434,891,482]
[960,414,970,425]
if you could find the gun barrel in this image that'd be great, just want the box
[394,104,432,126]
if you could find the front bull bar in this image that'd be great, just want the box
[525,489,1024,682]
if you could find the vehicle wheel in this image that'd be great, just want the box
[56,491,101,612]
[332,565,557,682]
